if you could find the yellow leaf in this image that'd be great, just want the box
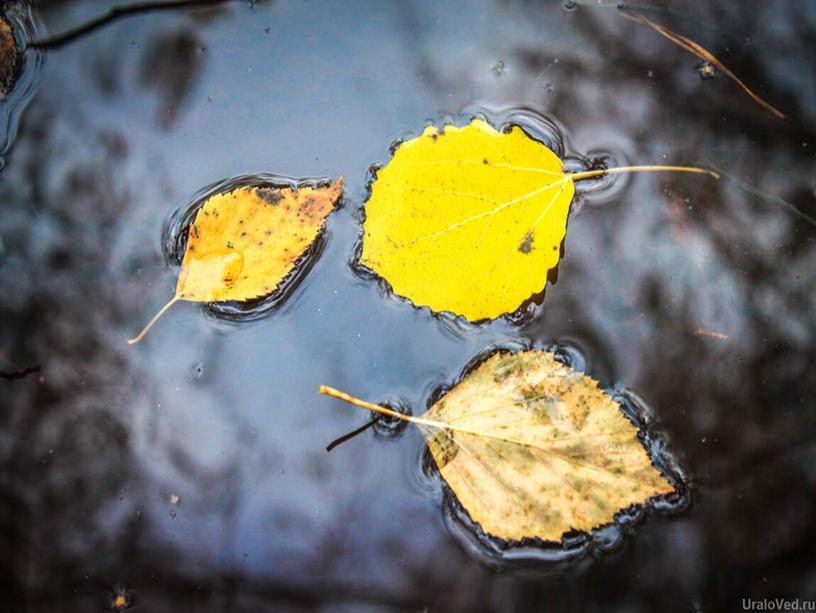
[360,119,716,321]
[320,349,674,543]
[129,178,343,344]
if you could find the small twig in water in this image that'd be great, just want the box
[693,328,729,341]
[618,8,785,120]
[0,365,41,381]
[326,418,378,452]
[28,0,238,50]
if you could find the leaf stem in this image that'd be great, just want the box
[567,164,720,182]
[319,385,408,419]
[127,295,181,345]
[319,385,446,429]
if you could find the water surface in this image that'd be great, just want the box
[1,1,815,610]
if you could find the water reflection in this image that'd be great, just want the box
[1,0,815,610]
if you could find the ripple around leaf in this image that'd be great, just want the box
[351,108,639,328]
[0,4,44,168]
[419,347,689,567]
[161,173,341,324]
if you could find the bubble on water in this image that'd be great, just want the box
[163,174,334,324]
[106,587,133,611]
[189,363,205,380]
[697,61,719,80]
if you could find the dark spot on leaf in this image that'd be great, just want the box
[518,232,534,254]
[257,187,283,205]
[226,241,234,249]
[428,429,458,469]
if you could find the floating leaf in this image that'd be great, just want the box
[129,178,343,344]
[320,349,674,543]
[359,119,716,321]
[0,16,17,100]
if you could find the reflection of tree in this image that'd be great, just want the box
[505,4,816,607]
[1,0,815,610]
[140,29,204,129]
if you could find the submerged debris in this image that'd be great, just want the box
[618,8,785,119]
[0,365,41,381]
[697,60,719,80]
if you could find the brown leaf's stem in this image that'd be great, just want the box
[319,386,408,420]
[619,10,785,120]
[319,385,446,429]
[567,164,720,182]
[127,295,181,345]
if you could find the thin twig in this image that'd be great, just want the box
[326,418,377,452]
[619,8,785,120]
[707,163,816,227]
[0,365,41,381]
[29,0,237,50]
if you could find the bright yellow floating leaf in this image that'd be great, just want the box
[320,349,674,543]
[360,119,716,321]
[129,178,343,344]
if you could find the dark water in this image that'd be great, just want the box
[1,1,815,610]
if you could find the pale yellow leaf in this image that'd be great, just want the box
[320,349,674,543]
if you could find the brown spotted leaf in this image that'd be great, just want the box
[0,16,18,100]
[129,178,343,343]
[320,349,673,543]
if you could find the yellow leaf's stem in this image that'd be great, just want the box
[127,295,181,345]
[567,164,720,183]
[319,385,446,429]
